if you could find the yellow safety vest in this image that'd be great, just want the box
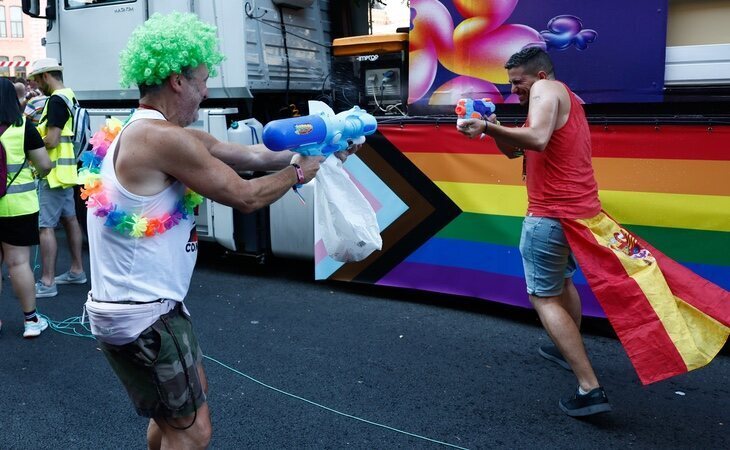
[0,117,39,217]
[38,87,78,188]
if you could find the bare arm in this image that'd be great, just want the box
[44,126,62,150]
[150,126,320,214]
[485,114,523,159]
[457,80,560,152]
[489,81,560,150]
[27,147,52,178]
[185,128,294,172]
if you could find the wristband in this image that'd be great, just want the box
[291,163,305,185]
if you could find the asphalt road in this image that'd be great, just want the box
[0,235,728,449]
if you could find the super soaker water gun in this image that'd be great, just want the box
[262,101,378,157]
[455,98,496,139]
[455,98,496,120]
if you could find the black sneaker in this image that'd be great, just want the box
[538,344,572,371]
[559,386,612,417]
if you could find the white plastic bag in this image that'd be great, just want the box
[315,157,382,262]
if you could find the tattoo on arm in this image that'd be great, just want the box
[531,95,541,102]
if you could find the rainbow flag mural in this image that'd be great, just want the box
[317,125,729,347]
[314,122,729,383]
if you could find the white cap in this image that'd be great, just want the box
[28,57,63,78]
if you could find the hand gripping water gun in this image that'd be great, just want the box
[455,98,496,139]
[262,101,378,157]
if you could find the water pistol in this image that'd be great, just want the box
[455,98,496,139]
[262,101,378,157]
[455,98,496,121]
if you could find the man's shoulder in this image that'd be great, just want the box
[125,119,191,154]
[533,79,565,92]
[47,94,68,110]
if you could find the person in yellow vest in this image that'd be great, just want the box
[0,78,52,337]
[27,58,87,298]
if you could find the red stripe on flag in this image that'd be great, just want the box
[380,125,504,155]
[590,125,730,161]
[379,124,730,161]
[560,218,688,384]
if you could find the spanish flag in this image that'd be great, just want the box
[561,212,730,385]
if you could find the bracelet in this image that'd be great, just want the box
[291,163,305,185]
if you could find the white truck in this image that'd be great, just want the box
[22,0,335,261]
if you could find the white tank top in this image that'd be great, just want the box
[87,109,198,303]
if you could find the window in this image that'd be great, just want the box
[10,7,23,38]
[13,56,26,79]
[0,56,9,78]
[0,7,6,39]
[65,0,136,10]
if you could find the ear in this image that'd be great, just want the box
[537,70,549,80]
[169,74,184,93]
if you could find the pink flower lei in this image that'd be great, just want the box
[77,117,204,238]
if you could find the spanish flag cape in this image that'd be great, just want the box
[561,212,730,385]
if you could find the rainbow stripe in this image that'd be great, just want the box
[376,124,730,316]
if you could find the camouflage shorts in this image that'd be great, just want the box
[98,304,206,418]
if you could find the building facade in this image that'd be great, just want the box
[0,0,45,79]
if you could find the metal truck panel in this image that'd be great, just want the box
[48,0,329,101]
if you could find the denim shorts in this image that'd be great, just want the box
[519,216,577,297]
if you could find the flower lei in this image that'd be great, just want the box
[78,117,204,238]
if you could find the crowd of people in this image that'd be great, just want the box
[1,58,89,338]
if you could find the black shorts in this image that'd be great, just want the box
[0,212,40,246]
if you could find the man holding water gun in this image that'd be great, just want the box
[457,46,611,417]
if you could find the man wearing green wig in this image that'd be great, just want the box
[83,12,326,449]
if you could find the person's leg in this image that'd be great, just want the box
[37,181,63,287]
[38,227,58,286]
[150,364,211,450]
[519,217,599,390]
[1,243,36,313]
[530,293,599,391]
[0,243,4,297]
[60,215,84,274]
[560,277,582,329]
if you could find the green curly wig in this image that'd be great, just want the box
[119,12,225,88]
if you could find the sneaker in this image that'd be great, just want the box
[23,317,49,338]
[54,270,87,285]
[539,344,572,371]
[35,281,58,298]
[559,386,612,417]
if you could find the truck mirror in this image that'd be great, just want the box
[22,0,55,20]
[21,0,41,17]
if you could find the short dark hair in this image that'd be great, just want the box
[138,66,196,98]
[0,78,22,126]
[47,70,64,82]
[504,46,555,78]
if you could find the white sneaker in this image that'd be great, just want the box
[23,317,48,338]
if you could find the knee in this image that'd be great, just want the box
[3,252,29,269]
[191,420,212,449]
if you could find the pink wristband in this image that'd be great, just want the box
[291,163,305,185]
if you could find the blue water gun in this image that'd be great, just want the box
[455,98,496,121]
[262,101,378,157]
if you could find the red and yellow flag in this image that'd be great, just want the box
[561,212,730,385]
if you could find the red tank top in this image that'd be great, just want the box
[524,83,600,218]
